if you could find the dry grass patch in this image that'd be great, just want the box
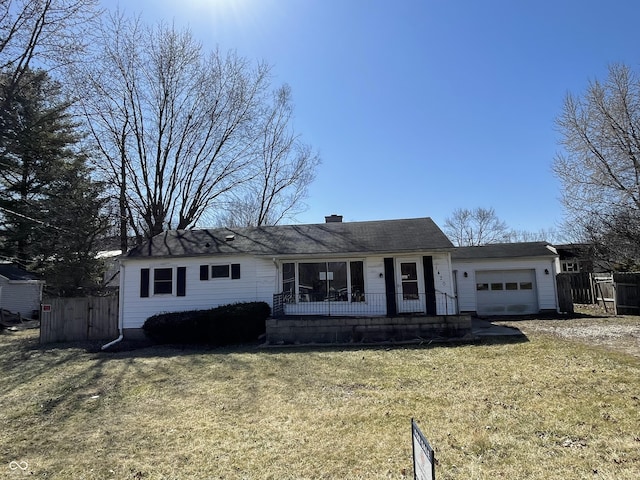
[1,321,639,479]
[496,309,640,358]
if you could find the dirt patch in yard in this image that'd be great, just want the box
[495,305,640,358]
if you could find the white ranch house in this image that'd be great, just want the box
[114,216,561,344]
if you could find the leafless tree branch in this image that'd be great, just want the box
[443,207,510,246]
[72,12,319,241]
[554,63,640,268]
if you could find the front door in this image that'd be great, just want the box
[396,258,425,314]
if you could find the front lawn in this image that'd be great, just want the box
[1,317,639,479]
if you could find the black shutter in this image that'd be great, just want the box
[177,267,186,296]
[200,265,209,280]
[423,256,437,315]
[383,258,396,316]
[140,268,150,298]
[231,263,241,279]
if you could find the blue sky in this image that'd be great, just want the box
[101,0,640,234]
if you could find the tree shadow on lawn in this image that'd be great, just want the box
[0,326,529,440]
[480,308,615,322]
[97,328,530,358]
[2,320,530,370]
[0,332,141,427]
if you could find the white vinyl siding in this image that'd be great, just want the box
[0,278,43,318]
[431,253,457,314]
[121,256,275,329]
[121,251,458,328]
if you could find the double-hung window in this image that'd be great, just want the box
[140,267,186,297]
[154,268,173,294]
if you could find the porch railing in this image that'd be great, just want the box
[272,291,457,317]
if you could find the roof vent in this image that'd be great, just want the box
[225,234,235,242]
[325,214,343,223]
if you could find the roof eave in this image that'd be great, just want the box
[257,246,455,258]
[452,253,558,261]
[123,246,455,261]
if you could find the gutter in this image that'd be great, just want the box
[101,260,125,350]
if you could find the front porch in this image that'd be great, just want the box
[272,291,458,318]
[268,289,469,345]
[265,314,472,345]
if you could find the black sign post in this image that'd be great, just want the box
[411,419,435,480]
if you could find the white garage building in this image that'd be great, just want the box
[452,242,560,316]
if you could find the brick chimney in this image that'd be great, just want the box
[325,214,343,223]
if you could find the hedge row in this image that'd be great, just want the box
[142,301,270,345]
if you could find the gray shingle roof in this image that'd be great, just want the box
[0,263,41,281]
[126,217,454,259]
[451,242,557,260]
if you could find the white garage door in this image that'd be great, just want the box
[476,270,538,315]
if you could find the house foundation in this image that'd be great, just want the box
[266,315,472,345]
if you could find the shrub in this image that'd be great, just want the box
[143,301,270,346]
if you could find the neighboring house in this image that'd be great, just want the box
[97,249,123,289]
[554,243,611,273]
[452,242,560,316]
[118,216,468,343]
[0,263,45,319]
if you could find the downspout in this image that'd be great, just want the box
[272,258,279,291]
[101,260,125,350]
[551,258,560,314]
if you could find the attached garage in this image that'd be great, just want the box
[452,242,560,316]
[475,269,537,315]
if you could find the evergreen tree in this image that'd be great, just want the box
[0,68,109,294]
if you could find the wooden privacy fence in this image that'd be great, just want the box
[568,272,594,304]
[40,296,119,344]
[557,272,640,316]
[593,274,615,312]
[614,273,640,315]
[556,274,574,314]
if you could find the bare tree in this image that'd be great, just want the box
[554,63,640,266]
[504,227,564,244]
[74,13,319,247]
[444,207,509,246]
[0,0,98,93]
[216,85,320,227]
[77,13,266,242]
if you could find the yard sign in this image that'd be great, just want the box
[412,419,435,480]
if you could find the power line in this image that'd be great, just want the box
[0,205,67,232]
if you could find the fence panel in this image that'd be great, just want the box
[614,273,640,315]
[40,296,118,343]
[566,272,594,304]
[593,274,615,312]
[556,274,574,314]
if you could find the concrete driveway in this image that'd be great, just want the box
[472,318,525,338]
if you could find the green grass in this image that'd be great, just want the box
[1,318,639,479]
